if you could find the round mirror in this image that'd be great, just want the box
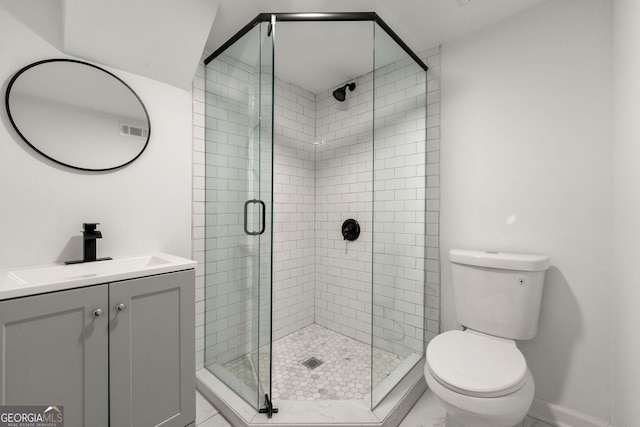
[5,59,150,171]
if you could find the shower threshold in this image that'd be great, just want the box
[196,358,425,427]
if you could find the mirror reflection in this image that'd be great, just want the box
[5,59,150,171]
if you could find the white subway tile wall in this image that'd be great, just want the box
[313,70,375,345]
[271,78,316,341]
[193,46,441,372]
[424,48,441,343]
[372,54,429,357]
[203,54,262,368]
[193,61,206,370]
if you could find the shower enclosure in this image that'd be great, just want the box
[197,12,433,425]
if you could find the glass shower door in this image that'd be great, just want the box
[203,18,275,413]
[253,16,275,415]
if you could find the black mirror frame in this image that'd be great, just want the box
[5,58,151,172]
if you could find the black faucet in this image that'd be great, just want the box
[65,223,112,264]
[83,223,102,262]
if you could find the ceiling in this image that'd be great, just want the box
[204,0,551,94]
[63,0,218,90]
[1,0,218,90]
[3,0,550,92]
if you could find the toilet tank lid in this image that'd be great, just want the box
[450,249,550,271]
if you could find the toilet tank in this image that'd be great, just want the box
[450,249,550,340]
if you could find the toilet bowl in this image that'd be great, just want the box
[424,330,535,427]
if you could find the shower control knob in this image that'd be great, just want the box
[116,303,127,311]
[342,219,360,241]
[93,308,104,317]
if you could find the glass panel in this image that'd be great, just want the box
[203,20,274,410]
[371,22,427,408]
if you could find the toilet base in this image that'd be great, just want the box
[425,363,534,427]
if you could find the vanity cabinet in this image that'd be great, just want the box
[0,283,109,425]
[0,269,195,427]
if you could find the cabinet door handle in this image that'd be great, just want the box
[116,303,127,312]
[93,308,104,317]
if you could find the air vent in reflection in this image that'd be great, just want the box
[120,123,149,138]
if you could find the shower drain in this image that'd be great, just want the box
[301,357,324,370]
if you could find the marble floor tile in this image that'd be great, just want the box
[197,413,233,427]
[196,390,219,424]
[398,389,445,427]
[196,389,232,427]
[522,416,556,427]
[223,324,405,401]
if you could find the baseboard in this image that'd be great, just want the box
[529,398,610,427]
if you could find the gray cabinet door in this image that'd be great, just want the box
[0,285,109,427]
[109,270,195,427]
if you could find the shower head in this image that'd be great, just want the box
[332,82,356,102]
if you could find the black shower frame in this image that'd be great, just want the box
[204,12,428,71]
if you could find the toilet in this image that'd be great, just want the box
[424,249,550,427]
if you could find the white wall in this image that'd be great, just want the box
[441,0,612,424]
[611,0,640,425]
[0,7,193,269]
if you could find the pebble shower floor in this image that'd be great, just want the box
[223,324,404,401]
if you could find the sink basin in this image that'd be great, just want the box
[0,253,196,300]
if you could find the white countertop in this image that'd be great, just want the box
[0,252,197,300]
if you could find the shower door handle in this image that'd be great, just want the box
[244,199,266,236]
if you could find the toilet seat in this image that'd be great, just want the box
[426,329,528,398]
